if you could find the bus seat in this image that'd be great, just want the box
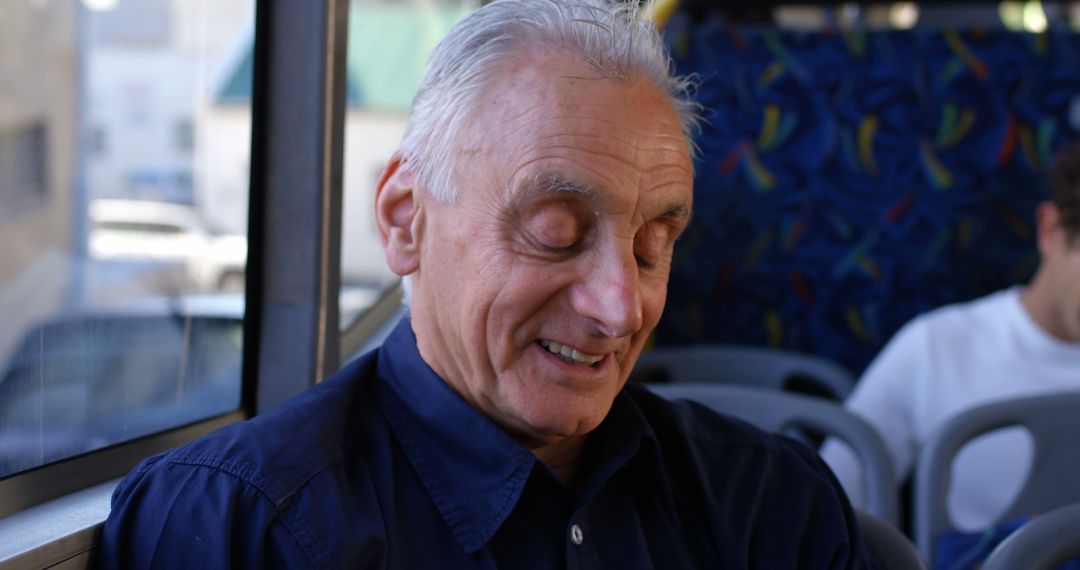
[632,345,856,401]
[983,503,1080,570]
[855,509,927,570]
[654,24,1080,378]
[914,391,1080,565]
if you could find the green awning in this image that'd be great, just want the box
[215,5,471,110]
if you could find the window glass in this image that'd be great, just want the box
[0,0,254,478]
[339,0,478,329]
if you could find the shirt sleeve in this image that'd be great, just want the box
[822,319,925,508]
[95,456,314,569]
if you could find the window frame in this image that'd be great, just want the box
[0,0,362,564]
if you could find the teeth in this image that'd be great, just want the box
[539,340,603,366]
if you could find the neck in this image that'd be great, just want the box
[1020,270,1067,341]
[531,434,587,491]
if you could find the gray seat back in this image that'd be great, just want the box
[634,346,856,401]
[914,391,1080,563]
[983,503,1080,570]
[856,509,927,570]
[648,383,898,526]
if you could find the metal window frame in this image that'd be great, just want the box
[340,280,405,362]
[0,0,351,523]
[248,0,350,414]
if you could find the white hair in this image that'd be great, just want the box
[398,0,701,202]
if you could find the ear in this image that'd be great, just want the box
[1035,201,1064,258]
[375,153,423,277]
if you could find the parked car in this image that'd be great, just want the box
[0,295,244,477]
[88,199,247,292]
[0,285,392,477]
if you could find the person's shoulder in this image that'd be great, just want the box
[626,383,830,480]
[906,287,1018,338]
[126,349,382,507]
[624,384,868,567]
[99,351,389,567]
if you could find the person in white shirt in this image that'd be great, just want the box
[821,142,1080,531]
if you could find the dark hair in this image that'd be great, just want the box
[1048,141,1080,242]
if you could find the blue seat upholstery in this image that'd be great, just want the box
[657,22,1080,375]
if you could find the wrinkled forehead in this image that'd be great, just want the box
[487,53,676,123]
[458,55,692,214]
[511,169,692,225]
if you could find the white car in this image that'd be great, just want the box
[88,199,247,292]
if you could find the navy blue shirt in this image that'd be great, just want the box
[97,317,872,568]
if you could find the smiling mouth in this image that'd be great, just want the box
[538,339,604,367]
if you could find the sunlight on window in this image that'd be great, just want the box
[338,0,478,330]
[0,0,253,478]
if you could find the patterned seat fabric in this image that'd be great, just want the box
[657,19,1080,374]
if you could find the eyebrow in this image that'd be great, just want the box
[518,171,691,225]
[528,173,596,198]
[659,202,693,238]
[660,203,691,220]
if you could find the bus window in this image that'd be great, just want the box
[338,0,478,331]
[0,0,254,479]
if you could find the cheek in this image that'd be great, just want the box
[1068,299,1080,341]
[1060,261,1080,336]
[485,263,565,350]
[639,275,670,329]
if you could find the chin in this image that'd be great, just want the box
[516,398,611,440]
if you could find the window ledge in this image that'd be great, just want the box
[0,480,116,569]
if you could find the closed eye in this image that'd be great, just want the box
[635,222,675,270]
[521,199,592,256]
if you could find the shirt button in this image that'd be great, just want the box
[570,524,584,545]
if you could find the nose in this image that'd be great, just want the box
[571,242,644,338]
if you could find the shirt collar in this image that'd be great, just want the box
[374,316,669,552]
[580,384,667,503]
[375,317,535,553]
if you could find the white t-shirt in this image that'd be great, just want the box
[821,287,1080,530]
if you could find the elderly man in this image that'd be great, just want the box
[98,1,871,567]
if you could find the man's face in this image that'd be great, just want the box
[408,52,693,447]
